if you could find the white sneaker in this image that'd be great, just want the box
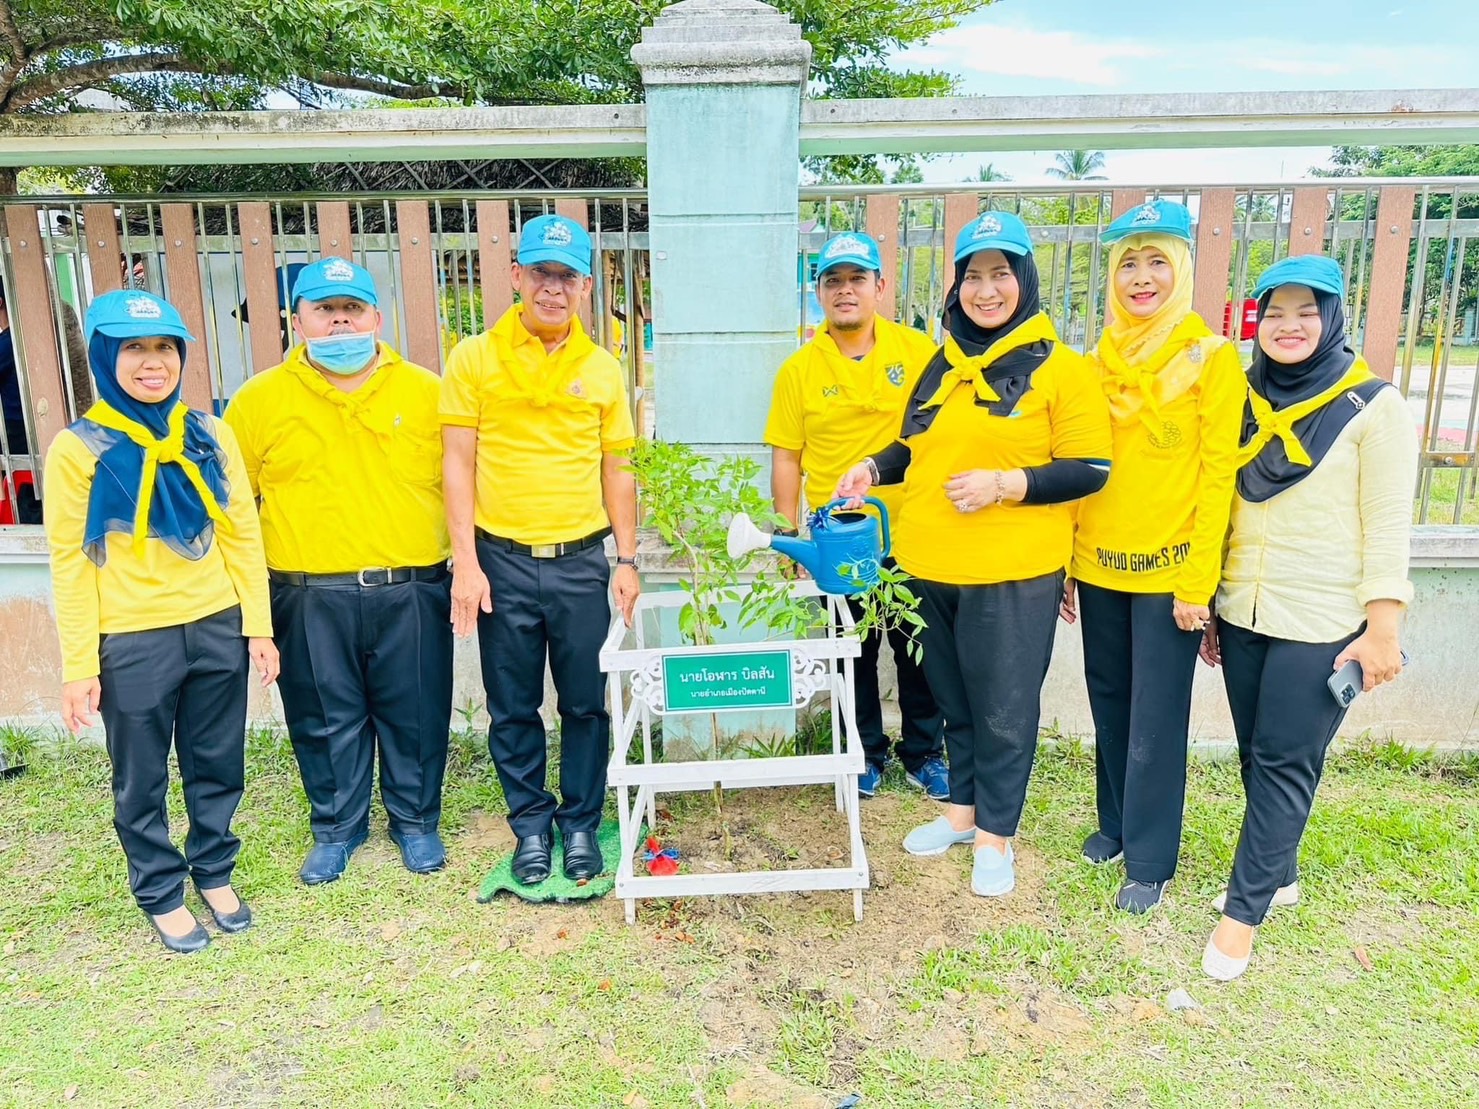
[1202,936,1251,981]
[1211,881,1300,914]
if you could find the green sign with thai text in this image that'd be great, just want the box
[661,650,794,713]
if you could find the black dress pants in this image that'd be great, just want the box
[271,573,453,843]
[98,605,248,914]
[846,585,944,773]
[1078,583,1202,883]
[914,571,1062,837]
[1218,619,1360,926]
[475,540,611,838]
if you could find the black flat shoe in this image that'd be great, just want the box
[511,833,553,885]
[562,830,604,881]
[194,884,253,934]
[147,911,210,955]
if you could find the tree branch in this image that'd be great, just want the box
[4,52,230,111]
[301,69,461,102]
[0,0,26,66]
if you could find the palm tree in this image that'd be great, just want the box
[975,162,1011,182]
[1046,150,1108,181]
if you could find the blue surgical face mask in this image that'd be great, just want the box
[304,332,378,376]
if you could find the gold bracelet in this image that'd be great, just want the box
[993,470,1007,506]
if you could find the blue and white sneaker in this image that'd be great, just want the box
[858,762,884,798]
[906,757,950,801]
[971,841,1016,897]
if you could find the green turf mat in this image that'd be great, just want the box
[477,819,622,904]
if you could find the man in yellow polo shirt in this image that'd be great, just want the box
[440,214,639,887]
[765,232,945,801]
[225,258,453,884]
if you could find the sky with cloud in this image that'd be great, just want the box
[893,0,1478,183]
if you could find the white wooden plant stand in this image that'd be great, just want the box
[599,582,869,924]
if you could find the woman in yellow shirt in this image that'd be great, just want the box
[1199,256,1415,980]
[837,211,1112,898]
[43,291,278,954]
[1063,200,1246,913]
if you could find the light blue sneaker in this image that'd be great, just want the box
[858,762,884,798]
[902,816,976,857]
[971,841,1016,897]
[906,757,950,801]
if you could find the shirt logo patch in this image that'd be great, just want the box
[885,362,905,387]
[972,215,1003,239]
[824,235,869,259]
[1133,203,1161,226]
[1187,342,1203,364]
[568,380,584,398]
[322,258,356,281]
[125,296,162,320]
[822,385,840,398]
[1146,420,1183,450]
[542,221,574,246]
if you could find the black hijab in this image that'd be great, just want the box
[1237,288,1387,502]
[901,250,1051,437]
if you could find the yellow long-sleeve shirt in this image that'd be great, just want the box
[43,416,272,682]
[1072,340,1247,604]
[223,343,449,573]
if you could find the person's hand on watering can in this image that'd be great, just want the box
[834,460,875,509]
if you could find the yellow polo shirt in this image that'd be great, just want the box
[764,316,936,521]
[892,330,1113,586]
[439,306,635,545]
[44,416,272,682]
[223,343,449,573]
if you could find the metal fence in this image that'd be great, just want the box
[2,178,1476,525]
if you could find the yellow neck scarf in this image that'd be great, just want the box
[1237,362,1376,468]
[496,306,596,409]
[1098,235,1214,430]
[288,343,398,443]
[86,399,231,555]
[920,312,1059,410]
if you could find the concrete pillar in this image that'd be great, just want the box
[633,0,811,465]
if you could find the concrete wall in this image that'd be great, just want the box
[5,527,1477,749]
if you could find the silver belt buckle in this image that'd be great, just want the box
[357,566,392,587]
[529,544,559,559]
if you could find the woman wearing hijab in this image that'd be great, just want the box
[43,290,278,954]
[836,211,1113,897]
[1199,256,1415,980]
[1062,200,1247,913]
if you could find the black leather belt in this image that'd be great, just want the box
[474,526,611,559]
[269,563,448,588]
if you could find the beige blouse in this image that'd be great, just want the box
[1217,386,1417,643]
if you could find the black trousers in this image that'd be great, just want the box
[271,574,453,843]
[98,605,248,915]
[846,589,944,772]
[475,540,611,838]
[1219,619,1359,926]
[1079,583,1202,882]
[914,571,1062,837]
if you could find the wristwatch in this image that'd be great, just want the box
[617,555,640,570]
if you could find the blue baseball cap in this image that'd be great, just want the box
[291,257,379,309]
[1102,199,1194,245]
[817,232,882,275]
[1253,255,1346,300]
[85,290,195,343]
[954,211,1033,263]
[517,214,592,276]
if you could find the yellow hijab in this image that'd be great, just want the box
[1097,233,1221,432]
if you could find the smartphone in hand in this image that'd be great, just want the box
[1327,650,1410,708]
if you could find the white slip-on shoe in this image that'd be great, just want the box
[1212,881,1300,914]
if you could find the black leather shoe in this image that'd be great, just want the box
[389,829,447,874]
[562,830,604,881]
[511,833,553,885]
[146,911,210,955]
[299,829,369,886]
[194,883,253,934]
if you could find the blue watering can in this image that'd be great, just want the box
[726,497,891,596]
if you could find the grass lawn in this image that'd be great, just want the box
[1,731,1476,1108]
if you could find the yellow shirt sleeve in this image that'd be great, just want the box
[221,385,263,499]
[209,418,273,638]
[600,364,637,453]
[1174,343,1248,604]
[1047,349,1114,463]
[1355,389,1419,608]
[42,431,103,683]
[763,356,805,451]
[438,337,483,429]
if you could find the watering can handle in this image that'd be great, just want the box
[820,496,892,561]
